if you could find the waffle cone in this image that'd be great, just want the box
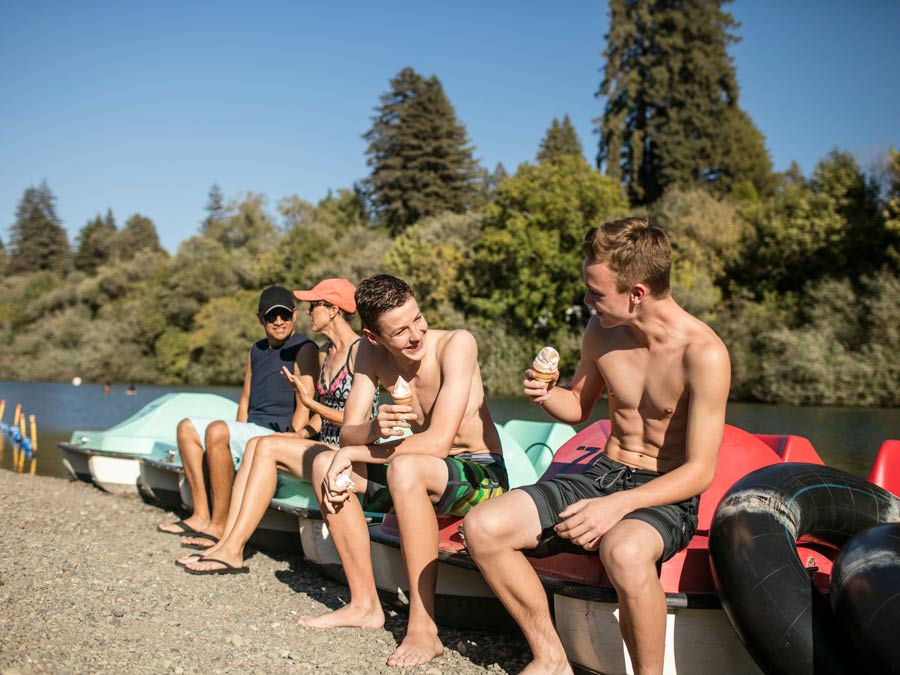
[393,395,413,407]
[532,370,556,383]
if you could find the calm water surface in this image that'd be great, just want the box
[1,381,898,480]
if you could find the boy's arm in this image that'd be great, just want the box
[338,340,384,446]
[237,352,252,423]
[342,330,477,463]
[525,317,606,424]
[555,340,731,550]
[289,341,320,435]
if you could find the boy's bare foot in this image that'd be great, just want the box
[518,657,574,674]
[296,603,384,629]
[386,630,443,668]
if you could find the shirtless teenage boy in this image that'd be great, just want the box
[462,218,731,675]
[298,274,507,669]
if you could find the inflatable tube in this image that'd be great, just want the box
[709,463,900,675]
[830,523,900,675]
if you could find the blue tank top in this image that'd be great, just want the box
[248,333,313,432]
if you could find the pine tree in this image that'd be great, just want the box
[596,0,772,204]
[203,183,226,234]
[74,211,117,273]
[117,213,162,260]
[7,181,70,274]
[363,67,480,235]
[537,115,583,163]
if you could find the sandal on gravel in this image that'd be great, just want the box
[175,554,204,569]
[158,519,199,536]
[180,532,220,550]
[184,558,249,575]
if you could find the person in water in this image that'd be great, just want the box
[462,218,731,675]
[298,274,508,669]
[178,279,377,574]
[158,286,319,550]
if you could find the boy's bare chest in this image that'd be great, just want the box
[597,348,686,418]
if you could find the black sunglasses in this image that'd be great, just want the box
[264,308,294,323]
[307,300,332,313]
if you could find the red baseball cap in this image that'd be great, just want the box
[293,278,357,313]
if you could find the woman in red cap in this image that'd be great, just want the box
[178,278,376,574]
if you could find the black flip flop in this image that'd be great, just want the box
[174,554,204,569]
[180,532,220,550]
[158,520,199,536]
[184,557,249,575]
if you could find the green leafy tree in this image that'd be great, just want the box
[466,155,628,340]
[117,213,163,260]
[363,67,480,235]
[537,115,583,163]
[7,182,70,274]
[597,0,771,203]
[74,211,117,273]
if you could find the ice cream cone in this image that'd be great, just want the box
[532,370,556,383]
[393,394,413,407]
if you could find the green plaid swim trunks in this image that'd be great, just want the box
[362,452,508,517]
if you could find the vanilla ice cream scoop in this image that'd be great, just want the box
[532,346,560,382]
[334,472,355,492]
[393,375,412,406]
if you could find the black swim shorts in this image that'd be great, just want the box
[363,453,508,517]
[516,454,699,562]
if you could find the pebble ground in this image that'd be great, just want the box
[0,470,531,675]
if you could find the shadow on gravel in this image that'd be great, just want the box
[272,558,531,674]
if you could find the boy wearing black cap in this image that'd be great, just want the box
[158,286,319,549]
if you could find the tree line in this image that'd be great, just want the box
[2,0,898,406]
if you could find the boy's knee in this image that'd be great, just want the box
[462,503,509,557]
[599,536,655,588]
[205,421,230,447]
[385,454,422,491]
[311,449,335,481]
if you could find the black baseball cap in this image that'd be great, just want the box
[258,286,295,316]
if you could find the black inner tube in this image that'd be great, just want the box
[709,463,900,675]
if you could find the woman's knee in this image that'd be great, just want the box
[311,449,336,481]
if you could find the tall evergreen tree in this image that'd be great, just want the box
[74,211,117,273]
[203,183,226,234]
[7,181,70,274]
[117,213,162,260]
[363,67,479,235]
[596,0,772,204]
[537,115,583,163]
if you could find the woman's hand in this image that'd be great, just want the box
[281,365,315,405]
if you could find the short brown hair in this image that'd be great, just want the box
[582,217,671,297]
[355,274,414,333]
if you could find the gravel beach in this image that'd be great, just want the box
[0,470,530,675]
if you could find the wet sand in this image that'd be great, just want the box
[0,470,528,675]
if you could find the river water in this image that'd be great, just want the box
[1,380,898,480]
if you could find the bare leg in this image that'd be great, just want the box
[297,450,384,629]
[598,521,666,675]
[187,436,331,572]
[464,491,573,675]
[383,454,449,668]
[181,421,233,547]
[159,419,210,534]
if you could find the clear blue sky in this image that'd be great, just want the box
[1,1,898,253]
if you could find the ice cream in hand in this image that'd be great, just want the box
[532,346,560,383]
[334,471,355,493]
[393,375,413,406]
